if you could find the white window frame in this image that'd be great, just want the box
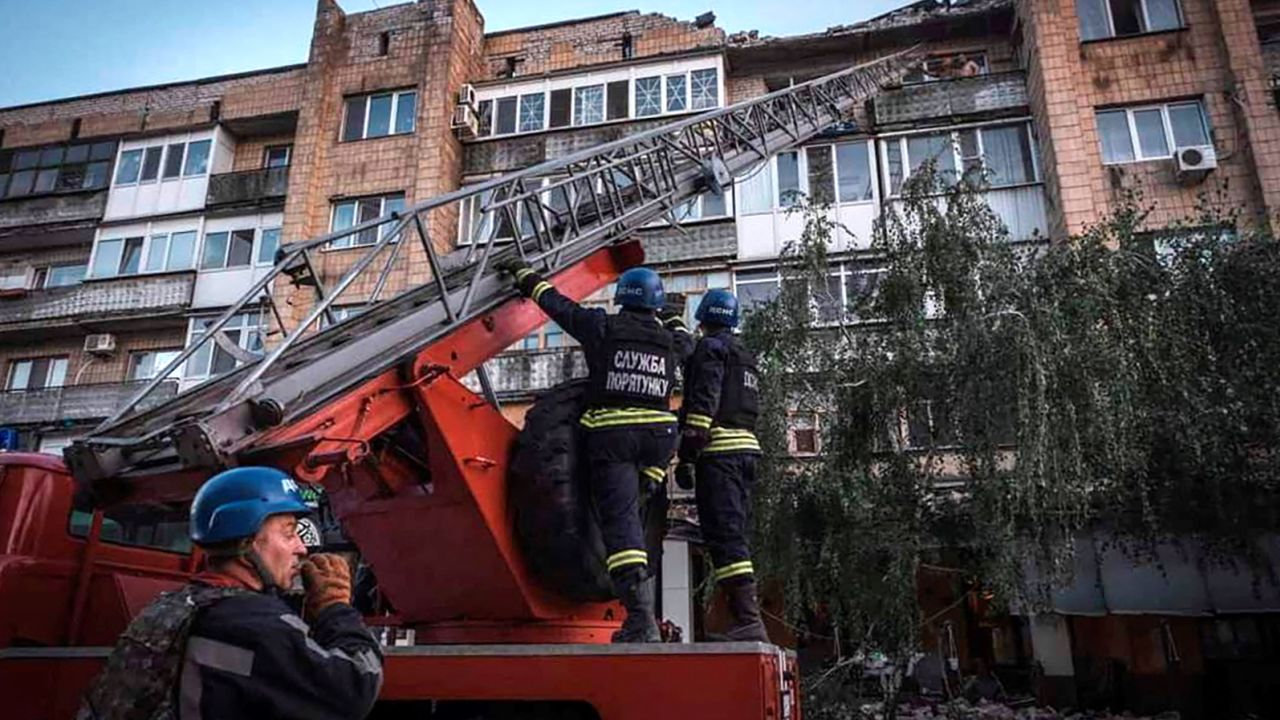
[263,144,292,168]
[43,263,88,288]
[327,193,406,249]
[183,311,265,381]
[342,88,418,141]
[471,59,723,139]
[6,356,69,390]
[200,227,265,271]
[113,134,213,186]
[90,224,201,280]
[128,348,183,382]
[1079,0,1184,41]
[744,139,879,212]
[878,119,1042,196]
[1096,100,1210,165]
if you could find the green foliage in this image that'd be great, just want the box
[742,166,1280,702]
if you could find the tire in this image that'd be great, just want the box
[510,380,613,601]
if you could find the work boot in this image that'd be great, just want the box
[611,572,661,643]
[723,577,770,643]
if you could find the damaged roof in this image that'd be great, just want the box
[727,0,1012,46]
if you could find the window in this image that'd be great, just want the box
[493,96,518,135]
[140,147,162,182]
[0,141,114,198]
[264,145,292,168]
[1096,101,1209,164]
[666,75,687,113]
[805,146,835,205]
[342,89,417,141]
[836,142,874,202]
[777,151,801,208]
[329,193,406,248]
[162,143,185,179]
[1078,0,1183,41]
[93,230,194,278]
[128,349,182,382]
[690,68,719,110]
[201,229,257,270]
[115,150,143,185]
[519,320,570,350]
[185,311,265,380]
[90,236,144,278]
[0,268,30,291]
[607,80,630,121]
[518,93,545,133]
[574,85,604,126]
[7,356,68,390]
[636,77,662,117]
[183,140,211,176]
[735,269,781,312]
[69,503,192,554]
[258,228,281,265]
[45,263,87,288]
[549,89,573,128]
[788,415,820,456]
[666,186,733,223]
[883,123,1039,194]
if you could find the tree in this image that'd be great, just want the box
[741,166,1280,716]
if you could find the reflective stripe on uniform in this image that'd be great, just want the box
[703,426,761,454]
[642,466,666,483]
[714,560,754,582]
[531,281,553,302]
[606,549,648,571]
[514,268,537,281]
[579,407,678,429]
[684,413,713,429]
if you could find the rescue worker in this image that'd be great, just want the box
[496,257,692,642]
[676,289,769,642]
[79,466,383,720]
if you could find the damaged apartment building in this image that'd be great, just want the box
[2,0,1279,715]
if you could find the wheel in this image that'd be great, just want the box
[509,380,613,601]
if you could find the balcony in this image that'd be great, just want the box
[206,166,289,209]
[0,190,108,230]
[638,219,737,264]
[887,183,1049,242]
[873,72,1029,129]
[0,271,195,337]
[465,348,588,399]
[0,380,179,426]
[463,118,672,176]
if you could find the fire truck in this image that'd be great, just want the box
[0,50,914,719]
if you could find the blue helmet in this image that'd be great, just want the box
[696,288,740,328]
[614,267,665,310]
[190,466,311,546]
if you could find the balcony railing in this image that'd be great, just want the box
[0,190,108,230]
[464,347,587,398]
[206,166,290,208]
[0,380,179,426]
[873,71,1029,128]
[0,271,195,334]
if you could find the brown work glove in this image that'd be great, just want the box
[301,553,353,620]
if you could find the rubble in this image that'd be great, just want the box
[856,700,1182,720]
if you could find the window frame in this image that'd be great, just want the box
[183,311,266,381]
[0,141,116,198]
[128,348,183,382]
[1095,100,1211,165]
[6,355,69,391]
[878,120,1042,196]
[1078,0,1185,42]
[327,193,407,249]
[90,229,199,279]
[341,88,419,142]
[200,227,276,270]
[263,144,292,168]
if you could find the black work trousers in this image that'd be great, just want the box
[695,452,759,580]
[584,423,677,578]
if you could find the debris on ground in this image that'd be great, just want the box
[855,700,1182,720]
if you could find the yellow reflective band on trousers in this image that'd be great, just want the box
[607,549,648,572]
[531,281,553,302]
[684,413,713,429]
[703,426,761,453]
[514,268,537,281]
[579,407,678,429]
[714,560,754,582]
[642,466,666,483]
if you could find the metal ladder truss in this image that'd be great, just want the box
[68,48,918,483]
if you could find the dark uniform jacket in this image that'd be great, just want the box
[178,575,383,720]
[679,328,762,454]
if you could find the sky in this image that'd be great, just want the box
[0,0,908,108]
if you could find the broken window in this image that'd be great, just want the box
[495,96,518,135]
[1078,0,1183,41]
[635,76,662,117]
[573,85,604,125]
[518,93,545,132]
[606,80,629,121]
[690,68,719,110]
[549,89,572,128]
[665,75,687,112]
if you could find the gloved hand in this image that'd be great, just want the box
[679,425,709,462]
[494,256,543,298]
[675,463,696,491]
[301,553,353,620]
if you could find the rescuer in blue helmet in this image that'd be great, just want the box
[497,256,693,643]
[678,289,769,642]
[80,467,383,720]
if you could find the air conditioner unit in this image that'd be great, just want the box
[83,333,117,355]
[452,103,479,139]
[457,83,477,109]
[1175,145,1217,184]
